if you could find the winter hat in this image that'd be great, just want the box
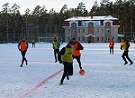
[68,39,74,44]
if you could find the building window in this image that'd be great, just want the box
[88,22,93,26]
[79,37,80,41]
[97,37,99,41]
[82,29,85,33]
[71,23,76,27]
[68,29,70,33]
[78,29,80,33]
[97,29,99,33]
[94,21,100,26]
[102,37,104,41]
[102,29,103,33]
[105,22,111,26]
[82,21,86,27]
[112,28,115,33]
[106,37,109,41]
[83,37,85,41]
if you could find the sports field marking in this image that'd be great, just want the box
[18,68,63,98]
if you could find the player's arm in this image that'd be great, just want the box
[58,47,65,63]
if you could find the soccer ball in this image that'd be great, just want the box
[79,69,85,75]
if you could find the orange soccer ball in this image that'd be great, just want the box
[79,69,85,75]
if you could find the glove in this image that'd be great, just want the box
[19,49,21,51]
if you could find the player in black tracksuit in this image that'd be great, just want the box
[58,40,74,85]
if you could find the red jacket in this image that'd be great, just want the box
[72,41,83,56]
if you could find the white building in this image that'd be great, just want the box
[63,15,120,42]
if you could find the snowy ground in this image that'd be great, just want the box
[0,42,135,98]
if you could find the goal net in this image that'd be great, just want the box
[38,37,54,42]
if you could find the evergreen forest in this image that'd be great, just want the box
[0,0,135,43]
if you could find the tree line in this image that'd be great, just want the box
[0,0,135,43]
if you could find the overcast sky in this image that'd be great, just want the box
[0,0,115,14]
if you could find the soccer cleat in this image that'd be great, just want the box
[130,62,133,65]
[66,75,69,80]
[60,81,63,85]
[124,62,128,65]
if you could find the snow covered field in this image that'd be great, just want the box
[0,42,135,98]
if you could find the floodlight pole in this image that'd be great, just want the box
[6,11,9,43]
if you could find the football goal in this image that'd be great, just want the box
[38,37,54,42]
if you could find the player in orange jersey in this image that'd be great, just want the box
[18,37,28,67]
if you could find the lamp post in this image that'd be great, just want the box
[130,4,133,40]
[6,10,9,43]
[26,15,28,38]
[25,8,30,41]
